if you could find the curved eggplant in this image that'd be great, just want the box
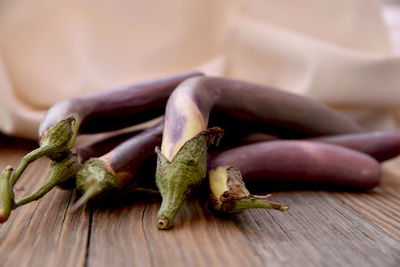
[10,71,203,188]
[156,76,362,229]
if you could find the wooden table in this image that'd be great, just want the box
[0,134,399,267]
[1,2,400,266]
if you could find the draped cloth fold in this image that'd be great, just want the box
[0,0,398,139]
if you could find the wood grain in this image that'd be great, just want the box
[0,134,400,267]
[86,195,263,267]
[2,2,400,266]
[0,137,89,267]
[233,191,400,267]
[334,162,400,238]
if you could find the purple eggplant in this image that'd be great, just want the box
[156,76,362,229]
[71,122,164,210]
[235,131,400,162]
[309,131,400,162]
[9,71,203,189]
[208,141,381,190]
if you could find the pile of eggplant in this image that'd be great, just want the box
[1,71,399,229]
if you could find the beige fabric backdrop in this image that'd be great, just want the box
[0,0,399,140]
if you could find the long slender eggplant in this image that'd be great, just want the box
[0,128,148,222]
[207,141,382,214]
[236,131,400,162]
[208,141,381,192]
[72,121,164,210]
[207,141,382,213]
[10,71,203,188]
[210,132,398,215]
[156,76,362,229]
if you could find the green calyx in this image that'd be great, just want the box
[1,116,83,221]
[15,153,80,207]
[10,117,78,188]
[72,158,119,211]
[39,116,77,156]
[208,166,290,214]
[155,127,224,230]
[0,153,80,223]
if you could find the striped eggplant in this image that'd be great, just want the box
[10,71,203,188]
[72,121,164,210]
[156,76,362,229]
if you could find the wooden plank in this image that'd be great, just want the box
[1,136,399,267]
[86,199,154,267]
[0,139,90,267]
[334,165,400,238]
[87,197,264,267]
[233,191,400,267]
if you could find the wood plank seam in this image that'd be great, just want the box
[140,200,156,267]
[56,192,73,240]
[84,207,94,267]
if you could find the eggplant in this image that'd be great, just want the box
[156,76,362,229]
[208,141,381,190]
[72,122,164,210]
[10,71,203,188]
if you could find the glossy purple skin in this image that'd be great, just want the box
[235,131,400,163]
[56,128,146,190]
[164,76,362,151]
[38,71,203,141]
[75,129,145,165]
[309,131,400,162]
[208,141,381,190]
[106,122,163,176]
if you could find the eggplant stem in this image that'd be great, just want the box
[157,191,184,230]
[208,166,290,214]
[0,166,15,222]
[67,118,81,150]
[10,146,53,187]
[15,178,61,207]
[70,179,100,212]
[9,118,80,209]
[157,216,169,230]
[14,153,80,208]
[11,117,77,189]
[156,128,224,229]
[248,195,290,211]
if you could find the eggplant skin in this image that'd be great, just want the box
[309,131,400,162]
[208,141,382,190]
[38,71,203,139]
[230,131,400,163]
[162,76,362,160]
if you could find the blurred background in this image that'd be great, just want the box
[0,0,399,139]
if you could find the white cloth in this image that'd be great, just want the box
[0,0,398,139]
